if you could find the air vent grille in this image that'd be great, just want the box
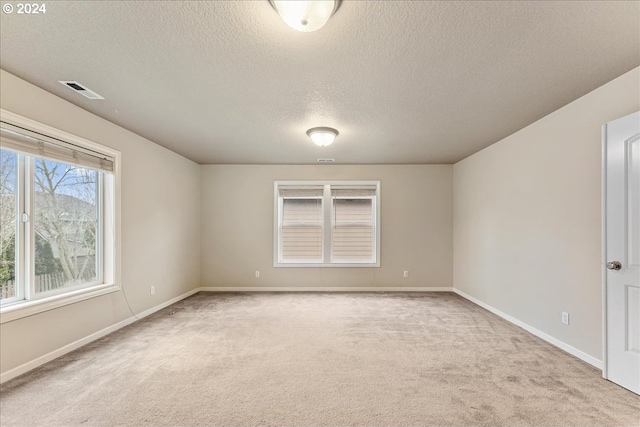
[59,81,104,100]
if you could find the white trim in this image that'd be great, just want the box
[272,263,382,268]
[453,288,603,369]
[323,184,332,263]
[0,288,200,384]
[601,123,609,379]
[0,287,451,382]
[0,109,123,324]
[134,288,200,319]
[273,181,280,267]
[0,284,120,324]
[3,286,604,385]
[198,286,453,292]
[274,180,381,268]
[0,109,120,159]
[0,313,136,385]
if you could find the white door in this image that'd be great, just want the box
[604,111,640,394]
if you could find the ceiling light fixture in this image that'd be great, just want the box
[307,127,339,147]
[269,0,341,32]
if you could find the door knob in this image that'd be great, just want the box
[607,261,622,270]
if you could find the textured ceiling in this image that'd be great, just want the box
[1,1,638,164]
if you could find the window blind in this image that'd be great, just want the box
[275,181,379,266]
[331,188,376,198]
[331,195,374,261]
[279,187,324,198]
[0,122,114,172]
[281,189,323,261]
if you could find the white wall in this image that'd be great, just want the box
[201,165,453,289]
[0,70,201,375]
[453,67,640,361]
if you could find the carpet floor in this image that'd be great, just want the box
[1,292,639,426]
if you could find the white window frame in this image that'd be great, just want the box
[274,180,380,267]
[0,109,121,324]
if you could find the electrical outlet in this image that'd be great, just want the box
[403,271,409,278]
[150,286,155,296]
[561,312,569,325]
[255,270,260,278]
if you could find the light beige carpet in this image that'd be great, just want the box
[1,292,639,426]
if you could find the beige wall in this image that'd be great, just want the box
[453,67,640,360]
[3,62,635,377]
[0,70,201,374]
[201,165,453,289]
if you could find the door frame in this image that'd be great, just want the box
[601,124,609,379]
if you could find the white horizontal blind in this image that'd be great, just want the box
[279,188,324,198]
[331,188,376,198]
[280,188,323,261]
[331,187,375,261]
[0,123,114,172]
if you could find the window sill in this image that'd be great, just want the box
[0,283,120,324]
[274,262,381,268]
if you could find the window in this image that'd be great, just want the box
[0,113,119,320]
[274,181,380,267]
[0,149,17,300]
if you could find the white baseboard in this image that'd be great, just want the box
[198,286,454,292]
[7,287,598,384]
[0,315,135,384]
[135,288,200,319]
[0,288,200,384]
[452,288,603,369]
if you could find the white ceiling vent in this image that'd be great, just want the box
[317,158,335,163]
[58,81,104,100]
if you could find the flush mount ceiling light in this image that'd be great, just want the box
[307,127,339,147]
[269,0,341,32]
